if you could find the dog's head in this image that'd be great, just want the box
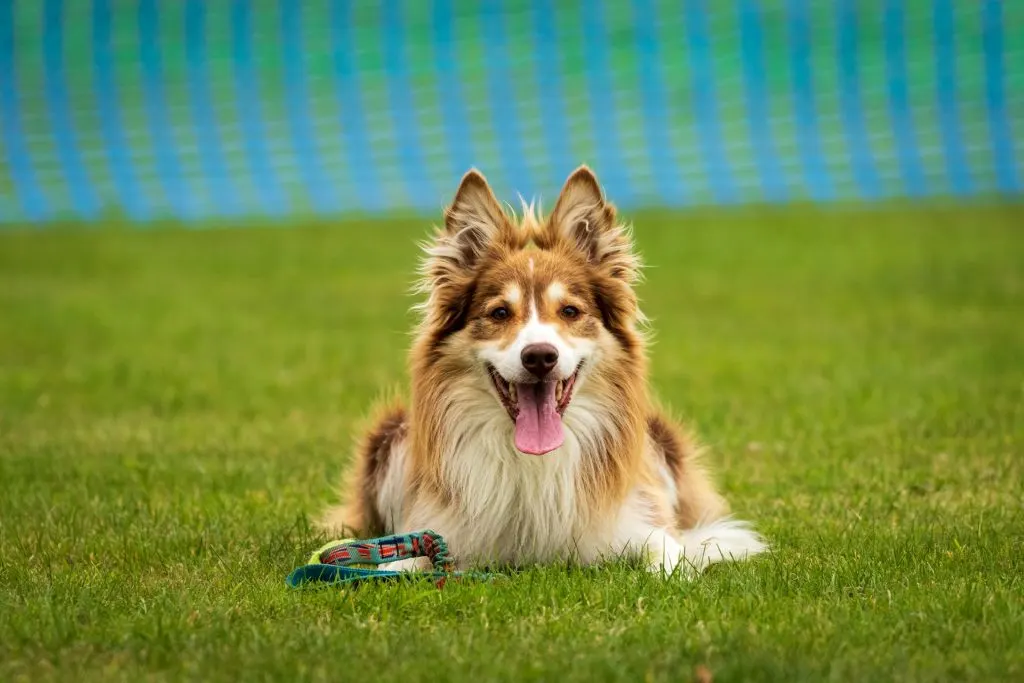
[413,166,646,456]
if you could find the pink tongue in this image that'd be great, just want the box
[514,381,564,455]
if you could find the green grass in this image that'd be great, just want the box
[1,204,1022,682]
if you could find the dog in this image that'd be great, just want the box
[320,166,766,575]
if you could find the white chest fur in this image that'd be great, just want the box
[401,386,623,567]
[428,418,587,565]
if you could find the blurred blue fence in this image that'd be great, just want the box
[0,0,1021,224]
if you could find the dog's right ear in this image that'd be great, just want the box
[440,169,511,267]
[424,170,511,282]
[417,170,511,335]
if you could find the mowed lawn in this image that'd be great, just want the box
[0,204,1021,682]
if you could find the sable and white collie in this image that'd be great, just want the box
[320,166,766,575]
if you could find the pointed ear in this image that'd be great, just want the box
[417,169,512,337]
[547,165,639,283]
[421,169,511,284]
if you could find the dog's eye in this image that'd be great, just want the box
[560,305,580,320]
[490,307,510,321]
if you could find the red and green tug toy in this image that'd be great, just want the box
[286,530,500,589]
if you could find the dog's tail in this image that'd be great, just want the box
[676,517,768,574]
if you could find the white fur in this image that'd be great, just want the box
[504,283,522,306]
[376,439,408,532]
[673,518,768,573]
[546,281,566,302]
[403,374,588,566]
[659,462,678,503]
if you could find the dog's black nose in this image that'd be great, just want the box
[521,343,558,379]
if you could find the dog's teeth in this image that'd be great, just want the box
[556,381,564,402]
[509,384,517,403]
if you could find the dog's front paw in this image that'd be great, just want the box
[646,519,768,577]
[380,556,433,573]
[645,540,698,579]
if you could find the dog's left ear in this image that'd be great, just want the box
[545,166,643,344]
[546,166,639,283]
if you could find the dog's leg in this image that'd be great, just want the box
[319,402,408,537]
[647,413,729,529]
[611,523,765,577]
[627,519,767,576]
[605,494,767,576]
[592,497,691,575]
[670,518,768,574]
[380,556,433,572]
[611,525,689,575]
[378,500,458,573]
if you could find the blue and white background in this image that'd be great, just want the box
[0,0,1021,224]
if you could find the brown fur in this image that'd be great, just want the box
[647,412,728,528]
[319,400,406,537]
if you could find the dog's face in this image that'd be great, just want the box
[414,166,645,456]
[470,249,600,455]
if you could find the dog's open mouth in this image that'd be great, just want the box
[488,364,581,456]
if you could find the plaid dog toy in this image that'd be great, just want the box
[286,530,498,589]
